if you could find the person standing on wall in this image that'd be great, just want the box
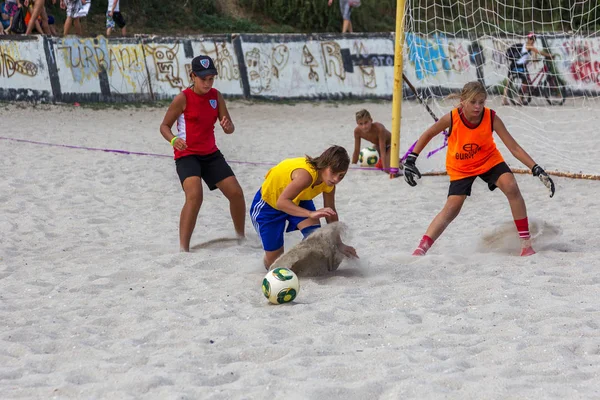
[328,0,359,34]
[24,0,53,35]
[106,0,126,36]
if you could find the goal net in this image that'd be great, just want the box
[401,1,600,179]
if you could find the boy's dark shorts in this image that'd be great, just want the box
[107,11,126,28]
[448,162,512,197]
[175,151,235,191]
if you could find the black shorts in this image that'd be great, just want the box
[175,151,235,191]
[111,11,126,28]
[448,162,512,197]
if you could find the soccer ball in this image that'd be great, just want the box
[359,147,379,167]
[262,267,300,305]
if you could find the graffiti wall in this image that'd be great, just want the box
[0,36,53,102]
[1,33,599,103]
[239,33,394,98]
[142,35,243,99]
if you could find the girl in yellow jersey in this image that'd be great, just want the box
[403,81,555,257]
[250,145,358,269]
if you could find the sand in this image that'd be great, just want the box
[1,97,599,399]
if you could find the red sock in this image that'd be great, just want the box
[514,217,530,239]
[375,159,383,170]
[413,235,434,256]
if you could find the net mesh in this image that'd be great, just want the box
[402,1,600,178]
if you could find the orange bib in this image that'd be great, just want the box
[445,107,505,181]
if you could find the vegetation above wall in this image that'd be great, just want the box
[46,0,596,37]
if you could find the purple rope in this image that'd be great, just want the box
[401,130,449,161]
[0,136,386,171]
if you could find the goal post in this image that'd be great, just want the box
[398,0,600,179]
[390,0,407,178]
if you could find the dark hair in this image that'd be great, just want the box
[306,145,350,173]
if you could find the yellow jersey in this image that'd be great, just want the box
[261,157,334,209]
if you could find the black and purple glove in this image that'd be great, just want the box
[403,152,421,187]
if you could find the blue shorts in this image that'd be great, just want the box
[250,189,316,251]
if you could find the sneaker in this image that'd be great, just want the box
[520,239,536,256]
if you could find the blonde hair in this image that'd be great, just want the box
[447,81,487,104]
[459,81,487,103]
[306,145,350,173]
[355,109,372,122]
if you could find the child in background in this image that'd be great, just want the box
[159,55,246,252]
[352,109,395,172]
[106,0,126,36]
[0,2,10,33]
[72,0,90,35]
[3,0,19,33]
[403,81,555,257]
[24,0,53,35]
[250,145,358,269]
[46,12,58,36]
[60,0,84,36]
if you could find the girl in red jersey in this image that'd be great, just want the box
[403,81,555,257]
[160,55,246,252]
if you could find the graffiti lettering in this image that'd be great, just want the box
[57,37,143,87]
[321,41,345,80]
[571,61,600,86]
[353,42,377,89]
[0,46,38,78]
[405,33,451,80]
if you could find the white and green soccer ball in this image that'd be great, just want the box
[262,267,299,305]
[359,147,379,167]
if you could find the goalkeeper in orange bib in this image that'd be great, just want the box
[402,81,555,257]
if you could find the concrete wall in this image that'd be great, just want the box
[1,33,599,103]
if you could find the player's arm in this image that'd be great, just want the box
[494,115,555,197]
[493,115,536,169]
[528,44,551,59]
[276,169,337,219]
[160,93,187,150]
[352,129,361,164]
[323,188,358,258]
[403,113,451,186]
[411,112,451,155]
[217,91,234,134]
[322,188,339,224]
[377,124,390,171]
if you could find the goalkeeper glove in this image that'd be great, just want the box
[403,152,422,187]
[532,164,555,198]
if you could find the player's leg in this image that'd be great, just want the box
[291,200,320,239]
[491,167,534,256]
[176,156,204,252]
[413,177,472,255]
[204,151,245,238]
[215,176,246,239]
[249,190,287,269]
[179,176,203,252]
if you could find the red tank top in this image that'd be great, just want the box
[173,87,219,159]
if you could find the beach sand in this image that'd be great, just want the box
[1,97,599,399]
